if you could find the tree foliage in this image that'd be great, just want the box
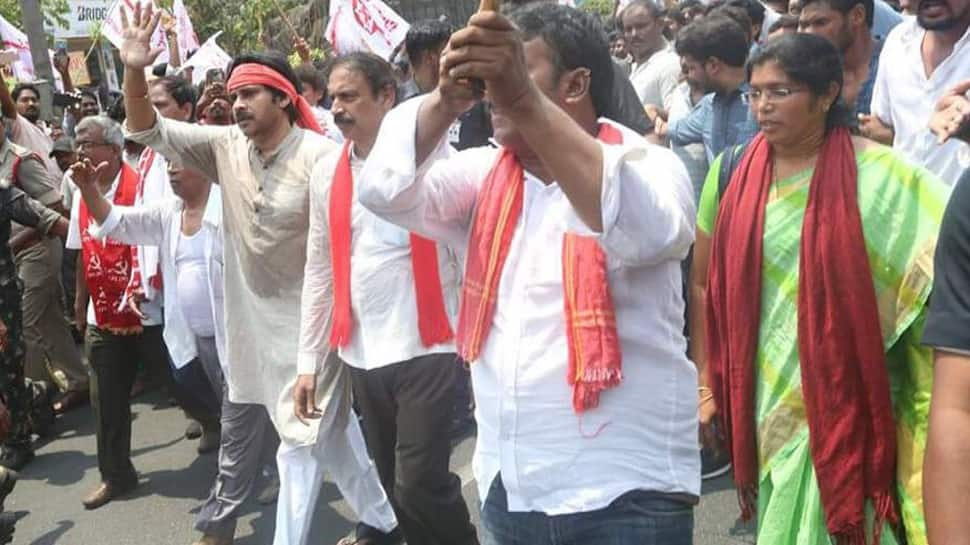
[182,0,305,54]
[0,0,69,29]
[579,0,617,17]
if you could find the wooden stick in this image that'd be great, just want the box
[478,0,501,11]
[268,0,301,39]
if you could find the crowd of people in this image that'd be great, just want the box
[0,0,968,543]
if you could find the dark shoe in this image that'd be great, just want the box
[82,480,137,510]
[197,426,221,454]
[701,446,732,480]
[0,445,34,471]
[0,512,15,545]
[53,390,89,414]
[255,475,279,505]
[335,523,404,545]
[185,420,203,440]
[0,467,18,511]
[25,380,55,438]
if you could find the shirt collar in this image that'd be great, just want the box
[250,124,303,168]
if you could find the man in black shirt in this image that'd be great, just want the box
[922,80,970,545]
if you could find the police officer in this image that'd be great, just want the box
[0,118,70,470]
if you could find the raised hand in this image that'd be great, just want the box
[70,158,109,192]
[118,2,165,70]
[442,11,536,117]
[293,37,312,64]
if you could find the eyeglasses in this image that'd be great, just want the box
[741,87,807,105]
[76,141,112,152]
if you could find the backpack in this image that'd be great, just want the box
[716,142,749,201]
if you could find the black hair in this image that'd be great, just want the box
[151,75,198,120]
[11,83,39,102]
[801,0,874,29]
[747,33,853,130]
[329,52,399,104]
[707,4,755,42]
[152,63,169,77]
[79,89,99,103]
[620,0,665,22]
[229,52,301,123]
[404,20,455,69]
[508,3,615,120]
[726,0,767,26]
[295,64,327,100]
[676,15,750,67]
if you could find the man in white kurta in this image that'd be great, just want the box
[116,8,397,542]
[297,53,475,545]
[360,5,700,545]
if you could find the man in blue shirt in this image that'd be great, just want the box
[798,0,883,116]
[659,15,759,163]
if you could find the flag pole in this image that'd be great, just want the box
[268,0,302,39]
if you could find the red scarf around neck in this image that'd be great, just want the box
[456,123,623,413]
[328,142,454,348]
[79,163,143,335]
[705,129,898,544]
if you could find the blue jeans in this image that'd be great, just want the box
[480,476,694,545]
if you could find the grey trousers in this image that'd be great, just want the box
[193,336,280,539]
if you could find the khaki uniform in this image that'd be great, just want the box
[3,140,87,393]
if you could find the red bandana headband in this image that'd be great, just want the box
[226,63,324,135]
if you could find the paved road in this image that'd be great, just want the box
[7,390,755,545]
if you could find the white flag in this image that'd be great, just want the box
[179,31,231,85]
[0,14,35,82]
[172,0,200,63]
[325,0,410,60]
[101,0,170,64]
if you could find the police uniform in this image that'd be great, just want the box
[3,140,88,396]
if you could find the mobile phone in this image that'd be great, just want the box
[205,68,225,85]
[53,92,81,108]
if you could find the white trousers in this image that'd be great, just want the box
[274,412,398,545]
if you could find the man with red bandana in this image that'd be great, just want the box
[116,5,400,545]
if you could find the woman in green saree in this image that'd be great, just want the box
[689,33,947,545]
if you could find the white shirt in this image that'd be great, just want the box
[66,170,163,327]
[298,146,460,374]
[359,96,701,515]
[871,19,970,186]
[176,229,216,338]
[88,187,226,370]
[629,44,681,111]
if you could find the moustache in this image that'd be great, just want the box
[235,112,255,122]
[333,114,354,126]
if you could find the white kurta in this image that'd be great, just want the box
[126,116,339,446]
[359,96,702,515]
[297,145,460,374]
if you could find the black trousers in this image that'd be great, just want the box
[349,353,478,545]
[87,325,215,485]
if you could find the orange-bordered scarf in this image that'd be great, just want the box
[328,141,454,348]
[79,163,143,335]
[457,124,624,413]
